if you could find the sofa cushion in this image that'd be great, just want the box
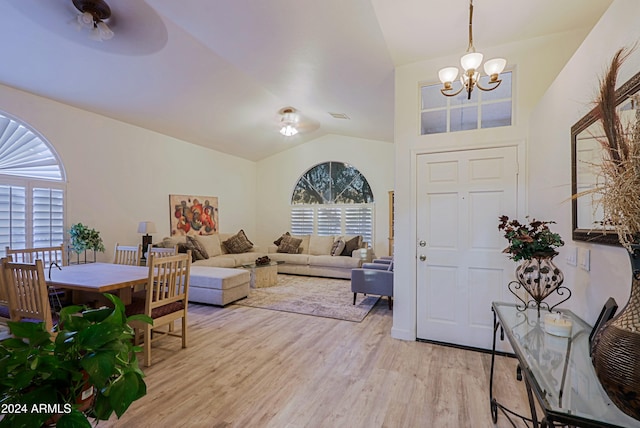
[308,235,336,255]
[268,253,310,264]
[340,235,362,256]
[331,239,346,256]
[163,235,187,248]
[222,229,254,254]
[192,256,236,268]
[278,235,303,254]
[187,235,209,259]
[194,234,222,257]
[273,232,290,246]
[309,255,362,268]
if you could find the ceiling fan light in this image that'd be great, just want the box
[460,52,483,72]
[96,21,114,40]
[438,67,459,85]
[79,11,94,27]
[280,125,298,137]
[90,25,103,41]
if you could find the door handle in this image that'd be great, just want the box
[419,240,426,247]
[419,254,426,261]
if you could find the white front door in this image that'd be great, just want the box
[416,146,520,349]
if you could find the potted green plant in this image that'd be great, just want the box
[68,223,105,264]
[0,294,152,427]
[498,215,565,315]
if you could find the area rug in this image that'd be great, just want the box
[233,274,379,322]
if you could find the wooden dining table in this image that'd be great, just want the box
[47,262,149,305]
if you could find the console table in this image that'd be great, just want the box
[490,302,640,428]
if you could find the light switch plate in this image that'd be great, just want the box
[566,246,577,266]
[579,248,591,271]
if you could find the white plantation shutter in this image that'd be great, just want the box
[32,187,64,247]
[0,112,66,256]
[317,207,342,236]
[345,206,373,246]
[291,207,314,235]
[0,185,27,252]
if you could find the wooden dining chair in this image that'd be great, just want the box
[2,258,56,334]
[5,244,67,268]
[113,243,142,266]
[126,251,191,367]
[5,244,67,311]
[0,257,11,321]
[146,244,178,259]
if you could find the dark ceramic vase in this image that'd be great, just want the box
[591,244,640,421]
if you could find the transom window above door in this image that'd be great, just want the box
[420,71,513,135]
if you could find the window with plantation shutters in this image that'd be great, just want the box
[0,112,66,256]
[290,162,374,248]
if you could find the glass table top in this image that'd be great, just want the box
[493,302,640,428]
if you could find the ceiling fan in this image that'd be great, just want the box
[277,107,320,137]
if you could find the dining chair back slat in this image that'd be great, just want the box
[2,258,54,333]
[113,243,142,266]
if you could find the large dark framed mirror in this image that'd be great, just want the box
[571,69,640,244]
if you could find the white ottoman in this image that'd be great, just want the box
[188,266,250,306]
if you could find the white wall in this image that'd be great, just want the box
[392,28,592,339]
[0,84,257,261]
[255,134,394,254]
[529,0,640,324]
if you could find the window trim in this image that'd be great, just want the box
[419,69,514,135]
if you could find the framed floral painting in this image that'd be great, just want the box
[169,194,218,236]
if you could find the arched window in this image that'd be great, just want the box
[291,161,374,246]
[0,112,66,255]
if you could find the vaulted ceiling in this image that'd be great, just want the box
[0,0,612,161]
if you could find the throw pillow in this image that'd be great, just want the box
[194,234,222,257]
[186,235,209,259]
[330,239,345,256]
[222,229,254,254]
[277,235,303,254]
[340,236,361,256]
[274,232,291,246]
[184,238,207,261]
[308,235,336,255]
[177,243,197,263]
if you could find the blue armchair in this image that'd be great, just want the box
[350,262,393,310]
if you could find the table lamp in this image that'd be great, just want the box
[137,221,157,260]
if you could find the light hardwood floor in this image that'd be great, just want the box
[100,299,531,428]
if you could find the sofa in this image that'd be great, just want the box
[156,230,262,306]
[267,234,374,279]
[157,230,265,268]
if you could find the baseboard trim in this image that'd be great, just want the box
[416,338,515,358]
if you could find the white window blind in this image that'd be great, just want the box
[0,185,26,251]
[291,207,314,235]
[290,204,374,246]
[33,187,64,247]
[345,206,373,245]
[317,207,342,236]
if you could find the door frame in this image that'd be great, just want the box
[407,140,527,341]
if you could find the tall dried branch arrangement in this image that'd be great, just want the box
[592,47,640,251]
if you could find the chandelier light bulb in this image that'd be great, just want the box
[438,67,459,85]
[484,58,507,80]
[79,11,93,26]
[96,21,114,40]
[460,52,483,72]
[280,125,298,137]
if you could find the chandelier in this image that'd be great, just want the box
[438,0,506,99]
[72,0,114,41]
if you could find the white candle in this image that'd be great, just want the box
[544,312,573,337]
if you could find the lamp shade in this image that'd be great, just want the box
[137,221,157,234]
[438,67,459,84]
[484,58,506,76]
[460,52,483,71]
[280,124,298,137]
